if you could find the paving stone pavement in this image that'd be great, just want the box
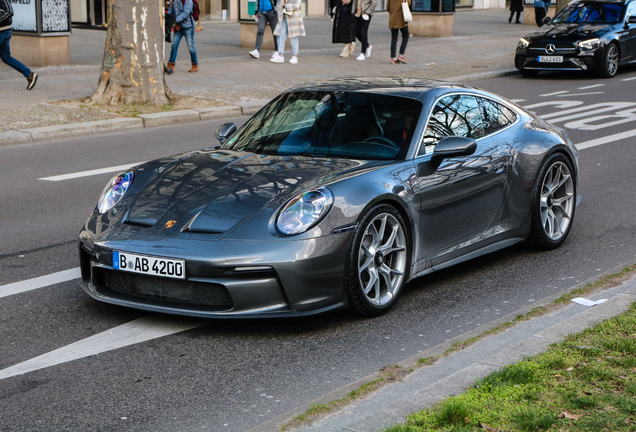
[0,9,530,135]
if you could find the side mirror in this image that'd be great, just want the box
[429,136,477,168]
[542,16,552,25]
[214,122,238,145]
[628,16,636,24]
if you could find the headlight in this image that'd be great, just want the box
[276,188,334,235]
[578,38,603,50]
[517,38,530,49]
[97,170,134,214]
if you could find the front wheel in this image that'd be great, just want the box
[346,205,410,317]
[598,43,620,78]
[528,153,576,250]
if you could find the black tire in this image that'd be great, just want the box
[519,69,539,77]
[528,153,576,250]
[346,204,411,317]
[598,43,620,78]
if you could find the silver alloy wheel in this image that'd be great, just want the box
[357,212,407,306]
[607,44,619,76]
[540,161,575,241]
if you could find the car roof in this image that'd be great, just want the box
[283,77,471,100]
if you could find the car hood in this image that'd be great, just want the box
[527,23,612,41]
[124,149,369,234]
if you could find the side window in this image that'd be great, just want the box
[478,98,517,136]
[420,95,484,155]
[627,2,636,18]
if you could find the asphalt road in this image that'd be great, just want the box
[1,69,636,432]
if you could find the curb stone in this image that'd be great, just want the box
[0,69,516,147]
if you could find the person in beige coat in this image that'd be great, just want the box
[353,0,377,60]
[271,0,306,64]
[387,0,410,64]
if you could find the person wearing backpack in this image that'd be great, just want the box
[249,0,278,59]
[0,0,38,89]
[165,0,199,74]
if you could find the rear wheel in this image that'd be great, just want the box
[519,69,539,77]
[598,43,620,78]
[347,205,410,317]
[528,153,576,250]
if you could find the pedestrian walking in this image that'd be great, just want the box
[332,0,358,58]
[0,0,38,90]
[534,0,550,26]
[164,0,174,42]
[271,0,305,64]
[165,0,198,74]
[249,0,278,59]
[387,0,410,64]
[509,0,523,23]
[354,0,377,60]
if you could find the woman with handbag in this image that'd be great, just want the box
[387,0,411,64]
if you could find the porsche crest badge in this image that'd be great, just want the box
[165,220,177,229]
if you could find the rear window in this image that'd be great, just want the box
[552,2,625,23]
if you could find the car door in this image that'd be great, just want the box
[411,94,508,268]
[621,0,636,62]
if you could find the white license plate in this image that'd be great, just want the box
[113,251,185,279]
[538,56,563,63]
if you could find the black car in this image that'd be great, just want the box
[78,78,579,319]
[515,0,636,77]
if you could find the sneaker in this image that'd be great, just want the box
[270,54,284,63]
[271,52,279,58]
[26,72,38,90]
[365,45,372,58]
[289,56,298,64]
[356,53,366,61]
[391,58,399,65]
[249,49,260,59]
[398,55,408,64]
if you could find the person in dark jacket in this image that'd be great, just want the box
[509,0,523,23]
[332,0,358,57]
[165,0,198,74]
[0,0,38,90]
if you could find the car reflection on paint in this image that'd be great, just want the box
[515,0,636,78]
[78,77,579,318]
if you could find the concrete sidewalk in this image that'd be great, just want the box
[250,264,636,432]
[0,9,530,142]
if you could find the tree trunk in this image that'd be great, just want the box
[89,0,173,105]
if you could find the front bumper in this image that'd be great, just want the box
[515,44,606,72]
[78,219,353,318]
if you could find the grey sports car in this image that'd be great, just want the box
[78,78,579,318]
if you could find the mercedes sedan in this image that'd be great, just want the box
[515,0,636,77]
[78,78,579,318]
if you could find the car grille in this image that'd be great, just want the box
[102,269,233,308]
[528,43,578,55]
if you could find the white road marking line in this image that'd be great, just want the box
[575,128,636,150]
[578,84,604,90]
[541,91,569,97]
[621,76,636,81]
[0,268,81,299]
[39,163,143,182]
[509,99,526,103]
[557,92,604,97]
[0,315,208,380]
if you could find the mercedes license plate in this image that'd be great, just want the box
[538,56,563,63]
[113,251,185,279]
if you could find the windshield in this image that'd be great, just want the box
[551,2,624,23]
[221,91,422,161]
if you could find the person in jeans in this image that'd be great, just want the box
[354,0,377,60]
[0,0,38,90]
[249,0,278,59]
[387,0,410,64]
[534,0,550,26]
[271,0,305,64]
[165,0,198,74]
